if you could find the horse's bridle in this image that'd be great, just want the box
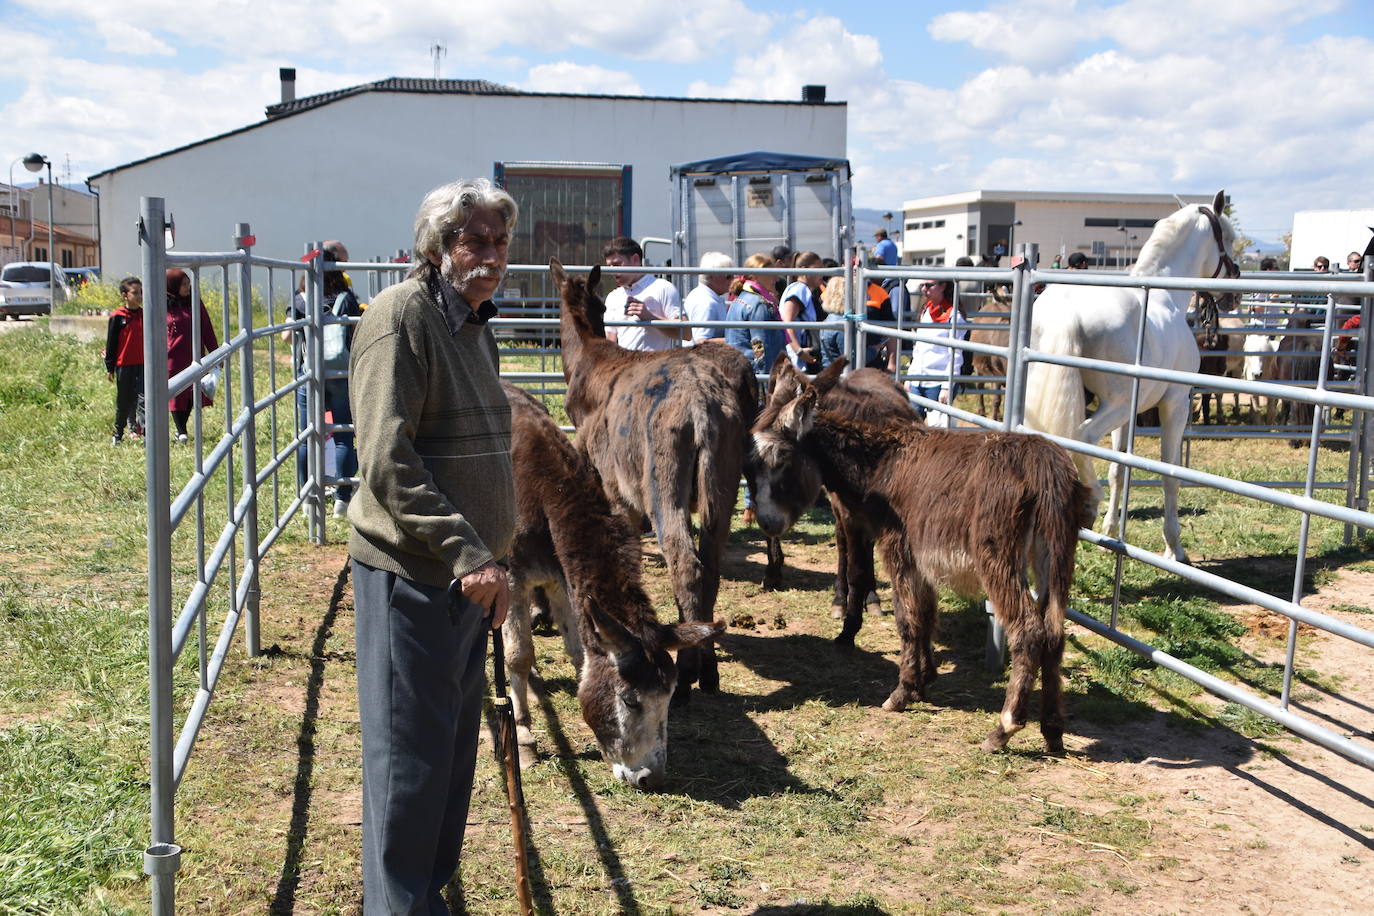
[1195,205,1240,342]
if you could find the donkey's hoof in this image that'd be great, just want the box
[830,603,845,620]
[762,574,783,592]
[698,666,720,694]
[865,591,885,615]
[833,632,856,651]
[1042,728,1065,755]
[980,729,1011,753]
[517,743,539,770]
[881,692,910,713]
[670,684,692,708]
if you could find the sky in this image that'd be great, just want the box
[2,0,1372,246]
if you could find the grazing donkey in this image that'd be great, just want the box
[502,382,723,788]
[746,358,1092,752]
[759,366,922,631]
[551,259,756,702]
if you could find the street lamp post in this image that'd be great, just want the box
[22,154,54,308]
[1116,226,1128,269]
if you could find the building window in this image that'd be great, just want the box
[34,246,47,261]
[934,219,945,228]
[1084,217,1158,228]
[61,249,74,268]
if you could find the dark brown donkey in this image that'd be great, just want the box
[747,358,1092,752]
[502,383,723,788]
[551,259,756,702]
[759,366,922,635]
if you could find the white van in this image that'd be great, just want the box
[0,261,70,318]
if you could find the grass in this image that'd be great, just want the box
[0,323,1370,913]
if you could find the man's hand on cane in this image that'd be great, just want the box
[461,560,509,628]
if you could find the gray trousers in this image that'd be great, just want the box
[352,559,489,915]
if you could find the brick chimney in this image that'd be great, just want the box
[280,68,297,104]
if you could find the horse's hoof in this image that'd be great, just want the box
[830,604,845,620]
[865,591,884,614]
[517,744,539,770]
[762,574,782,592]
[1042,731,1065,755]
[699,667,720,694]
[833,632,856,651]
[670,685,691,708]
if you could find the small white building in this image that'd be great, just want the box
[88,74,847,279]
[899,189,1215,268]
[1290,209,1374,271]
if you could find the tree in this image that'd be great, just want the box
[1222,201,1254,261]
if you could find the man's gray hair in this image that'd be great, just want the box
[699,251,734,273]
[412,177,519,269]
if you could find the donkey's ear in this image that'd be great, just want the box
[582,601,638,657]
[778,386,820,438]
[1211,190,1225,214]
[549,258,567,288]
[811,357,846,397]
[660,619,725,651]
[588,265,601,290]
[767,351,803,400]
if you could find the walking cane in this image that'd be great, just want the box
[451,581,535,915]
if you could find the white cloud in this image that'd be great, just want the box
[520,62,641,95]
[95,20,175,56]
[13,0,768,63]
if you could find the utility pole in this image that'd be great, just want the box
[430,42,446,80]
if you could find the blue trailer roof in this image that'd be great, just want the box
[671,150,850,175]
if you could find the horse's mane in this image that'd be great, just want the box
[1131,204,1235,277]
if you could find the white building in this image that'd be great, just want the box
[899,190,1216,268]
[89,74,847,279]
[1290,209,1374,271]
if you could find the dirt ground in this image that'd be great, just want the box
[223,529,1374,916]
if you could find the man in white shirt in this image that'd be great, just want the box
[602,237,683,351]
[683,251,733,345]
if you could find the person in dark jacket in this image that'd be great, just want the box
[165,269,219,442]
[105,277,145,443]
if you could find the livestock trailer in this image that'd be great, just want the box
[670,151,853,272]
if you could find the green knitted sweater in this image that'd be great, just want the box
[346,277,514,588]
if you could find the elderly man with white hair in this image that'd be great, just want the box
[684,250,734,345]
[347,177,515,914]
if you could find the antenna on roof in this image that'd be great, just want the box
[430,41,446,80]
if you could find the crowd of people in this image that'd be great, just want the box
[596,228,968,420]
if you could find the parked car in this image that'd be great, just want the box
[63,266,101,288]
[0,261,70,318]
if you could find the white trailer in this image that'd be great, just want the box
[669,151,853,272]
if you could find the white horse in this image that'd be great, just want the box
[1024,191,1236,564]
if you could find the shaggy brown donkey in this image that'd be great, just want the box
[550,259,756,702]
[747,358,1092,752]
[758,365,922,637]
[502,383,723,788]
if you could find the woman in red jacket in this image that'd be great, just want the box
[165,268,219,442]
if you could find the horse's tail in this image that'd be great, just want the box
[1023,315,1095,496]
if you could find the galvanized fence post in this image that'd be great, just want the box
[1002,248,1034,432]
[844,246,857,371]
[235,223,262,656]
[984,244,1037,668]
[308,241,327,543]
[140,196,181,915]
